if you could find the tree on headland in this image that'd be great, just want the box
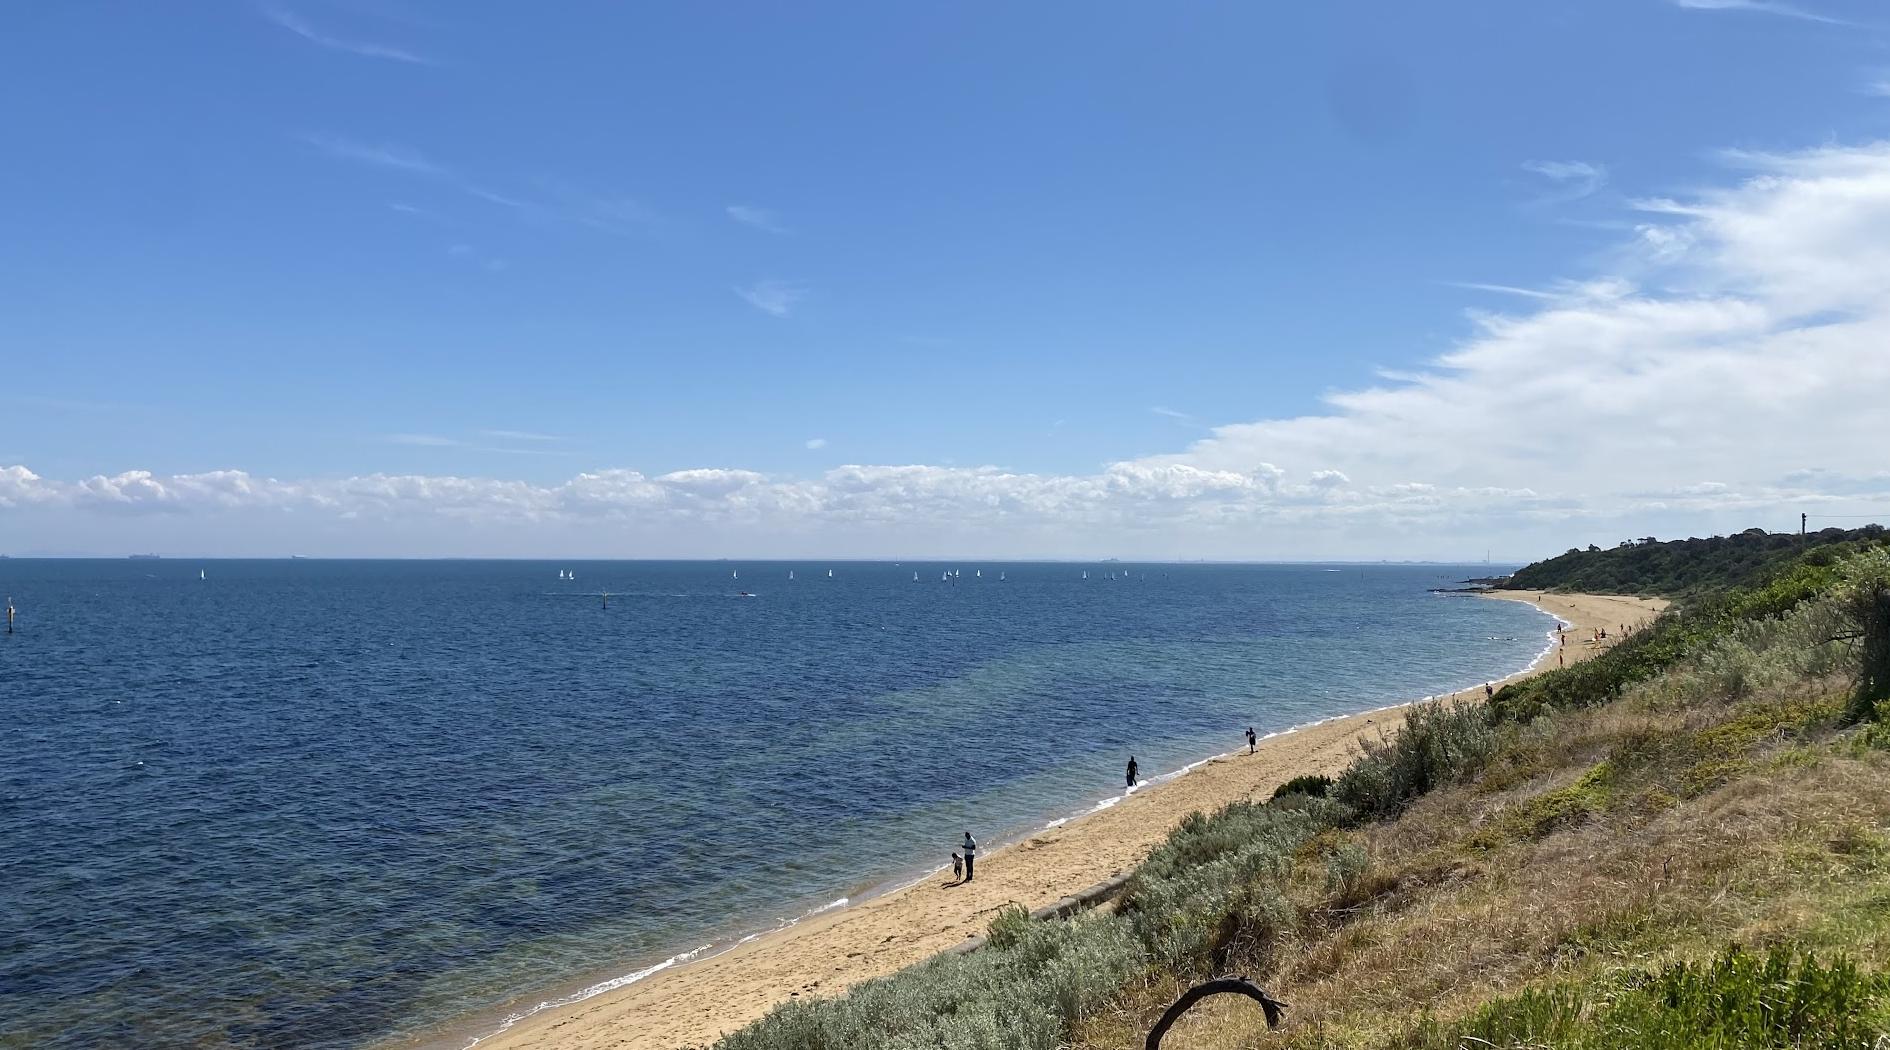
[1839,547,1890,724]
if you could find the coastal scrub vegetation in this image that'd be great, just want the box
[1503,524,1885,597]
[711,535,1890,1050]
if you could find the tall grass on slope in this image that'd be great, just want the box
[1401,947,1890,1050]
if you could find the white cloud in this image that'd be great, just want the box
[1522,159,1607,203]
[263,5,432,64]
[736,280,805,317]
[1671,0,1843,23]
[727,205,787,234]
[805,438,828,450]
[14,140,1890,557]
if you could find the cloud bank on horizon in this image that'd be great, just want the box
[7,142,1890,559]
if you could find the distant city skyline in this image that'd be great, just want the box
[4,2,1889,559]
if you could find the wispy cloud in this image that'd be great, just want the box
[262,4,433,64]
[1522,159,1607,204]
[805,437,828,450]
[306,134,444,176]
[386,432,566,454]
[1444,281,1562,301]
[1862,77,1890,97]
[736,280,805,318]
[538,181,661,234]
[310,143,660,238]
[727,204,788,234]
[1151,406,1199,425]
[1671,0,1845,24]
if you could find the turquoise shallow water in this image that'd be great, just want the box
[0,560,1548,1048]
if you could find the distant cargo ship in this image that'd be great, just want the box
[128,553,161,560]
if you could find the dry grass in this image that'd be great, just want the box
[1072,682,1890,1050]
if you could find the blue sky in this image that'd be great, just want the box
[4,1,1890,558]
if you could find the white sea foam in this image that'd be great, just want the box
[462,894,853,1047]
[463,943,713,1047]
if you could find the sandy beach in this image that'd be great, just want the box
[420,590,1665,1050]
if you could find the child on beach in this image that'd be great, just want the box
[951,852,962,881]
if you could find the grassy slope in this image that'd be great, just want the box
[715,534,1890,1050]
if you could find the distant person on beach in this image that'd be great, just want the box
[962,831,977,881]
[1126,756,1139,788]
[1246,727,1257,754]
[1484,682,1494,700]
[951,852,962,881]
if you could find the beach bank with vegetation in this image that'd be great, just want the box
[710,529,1890,1049]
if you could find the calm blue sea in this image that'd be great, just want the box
[0,560,1548,1049]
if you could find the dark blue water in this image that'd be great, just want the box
[0,560,1547,1048]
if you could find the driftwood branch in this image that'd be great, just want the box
[1145,977,1287,1049]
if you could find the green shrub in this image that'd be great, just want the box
[715,911,1144,1050]
[1119,800,1325,973]
[1323,841,1370,894]
[1271,773,1333,800]
[1331,701,1497,820]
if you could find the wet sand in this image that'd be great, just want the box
[412,590,1665,1050]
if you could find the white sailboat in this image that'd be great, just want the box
[1082,570,1088,580]
[789,570,795,581]
[999,571,1006,582]
[732,569,739,580]
[199,569,206,581]
[827,569,834,579]
[975,569,981,578]
[913,571,919,581]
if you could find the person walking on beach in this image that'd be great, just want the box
[951,852,963,881]
[961,831,977,882]
[1125,756,1139,788]
[1246,727,1257,754]
[1484,682,1494,700]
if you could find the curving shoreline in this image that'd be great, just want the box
[387,590,1665,1050]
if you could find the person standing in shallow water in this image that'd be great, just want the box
[1246,727,1257,754]
[1125,756,1139,788]
[961,831,977,882]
